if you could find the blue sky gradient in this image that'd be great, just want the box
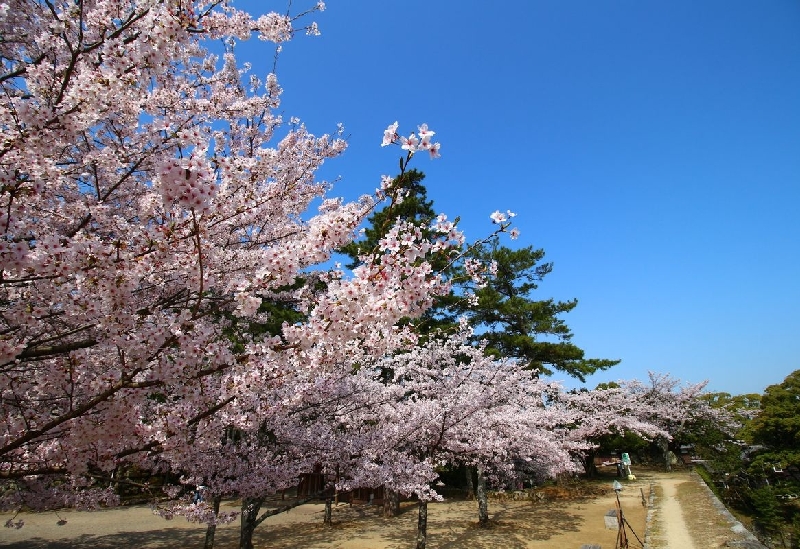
[233,1,800,396]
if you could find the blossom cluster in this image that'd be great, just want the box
[381,121,441,159]
[158,157,216,213]
[490,209,520,239]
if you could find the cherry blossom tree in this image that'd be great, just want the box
[622,372,733,470]
[317,330,577,548]
[553,372,731,477]
[554,384,671,476]
[0,0,466,522]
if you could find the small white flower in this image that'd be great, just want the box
[400,134,419,152]
[418,124,435,139]
[490,210,506,224]
[381,121,399,147]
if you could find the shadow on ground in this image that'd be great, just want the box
[222,500,587,549]
[1,528,225,549]
[1,470,654,549]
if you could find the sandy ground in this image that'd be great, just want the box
[0,469,758,549]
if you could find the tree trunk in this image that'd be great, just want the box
[583,449,598,477]
[237,487,327,547]
[239,497,263,549]
[656,438,671,471]
[334,465,340,504]
[416,500,428,549]
[383,487,400,517]
[324,498,332,525]
[203,495,222,549]
[476,467,489,526]
[465,466,475,500]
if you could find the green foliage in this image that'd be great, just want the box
[596,430,650,456]
[687,378,800,548]
[656,391,756,482]
[733,480,800,548]
[751,371,800,451]
[702,392,762,444]
[748,486,784,535]
[677,392,748,461]
[745,371,800,496]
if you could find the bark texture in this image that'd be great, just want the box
[239,497,263,549]
[383,488,400,517]
[477,468,489,526]
[416,500,428,549]
[203,495,222,549]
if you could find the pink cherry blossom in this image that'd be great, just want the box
[381,121,399,146]
[417,123,435,140]
[400,133,420,152]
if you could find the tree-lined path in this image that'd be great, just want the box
[0,470,766,549]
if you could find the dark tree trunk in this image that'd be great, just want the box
[583,449,598,478]
[383,487,400,517]
[416,500,428,549]
[203,495,222,549]
[476,467,489,526]
[239,497,263,549]
[465,466,475,500]
[237,487,328,547]
[324,498,332,525]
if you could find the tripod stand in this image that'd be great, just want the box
[613,482,644,549]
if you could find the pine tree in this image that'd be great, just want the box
[339,173,619,381]
[454,238,619,381]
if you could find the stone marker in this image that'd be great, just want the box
[604,509,618,529]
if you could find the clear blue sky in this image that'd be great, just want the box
[233,1,800,396]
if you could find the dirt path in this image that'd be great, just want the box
[658,477,696,549]
[645,469,766,549]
